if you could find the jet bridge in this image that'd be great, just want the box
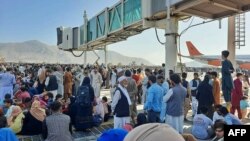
[57,0,250,75]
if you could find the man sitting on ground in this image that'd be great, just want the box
[192,106,214,140]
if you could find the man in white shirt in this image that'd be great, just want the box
[91,68,103,98]
[111,76,131,128]
[109,68,117,100]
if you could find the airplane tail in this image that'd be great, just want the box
[186,41,203,56]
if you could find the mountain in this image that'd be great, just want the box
[0,40,153,65]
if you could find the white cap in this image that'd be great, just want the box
[118,76,127,82]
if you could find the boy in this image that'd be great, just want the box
[240,95,249,118]
[4,99,14,118]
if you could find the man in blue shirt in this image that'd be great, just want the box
[0,67,16,100]
[221,50,234,111]
[219,106,242,125]
[144,75,163,123]
[157,75,169,122]
[192,106,213,140]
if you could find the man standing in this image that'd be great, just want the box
[0,67,16,100]
[109,68,117,100]
[231,73,243,119]
[53,66,64,96]
[221,50,234,111]
[45,69,58,100]
[125,70,138,125]
[141,68,151,104]
[211,71,221,105]
[157,75,169,122]
[144,75,163,123]
[64,67,73,99]
[164,74,186,134]
[111,76,131,128]
[182,72,191,121]
[190,72,201,117]
[91,68,103,98]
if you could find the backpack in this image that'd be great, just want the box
[76,86,91,107]
[93,114,103,127]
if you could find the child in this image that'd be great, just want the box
[102,96,111,122]
[4,99,14,118]
[0,94,11,108]
[240,95,249,118]
[42,92,54,108]
[135,113,147,127]
[55,94,70,114]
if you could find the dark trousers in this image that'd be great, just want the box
[137,84,142,104]
[148,110,160,123]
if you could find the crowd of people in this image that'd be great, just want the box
[0,50,249,141]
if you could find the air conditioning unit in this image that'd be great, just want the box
[57,27,73,50]
[142,0,184,20]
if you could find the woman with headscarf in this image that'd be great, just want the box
[70,77,95,130]
[7,106,25,133]
[196,75,215,119]
[20,100,46,135]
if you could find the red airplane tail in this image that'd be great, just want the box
[186,41,203,56]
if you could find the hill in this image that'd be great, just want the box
[0,40,153,65]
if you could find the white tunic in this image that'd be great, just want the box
[91,72,103,98]
[111,85,131,129]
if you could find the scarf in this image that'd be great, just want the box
[38,69,46,84]
[118,84,132,105]
[30,100,46,121]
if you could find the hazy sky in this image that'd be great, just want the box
[0,0,250,65]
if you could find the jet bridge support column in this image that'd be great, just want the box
[84,51,87,66]
[104,45,108,68]
[165,17,178,79]
[227,16,236,69]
